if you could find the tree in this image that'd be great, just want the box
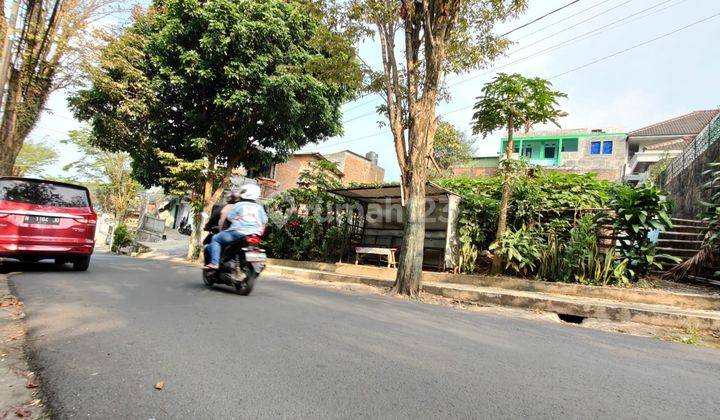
[0,0,121,175]
[342,0,528,295]
[471,73,567,273]
[12,139,58,176]
[70,0,362,259]
[432,120,475,174]
[62,128,139,224]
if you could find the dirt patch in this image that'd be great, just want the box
[639,276,720,297]
[0,275,46,419]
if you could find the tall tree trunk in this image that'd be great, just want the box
[0,69,23,175]
[491,118,515,274]
[393,108,436,297]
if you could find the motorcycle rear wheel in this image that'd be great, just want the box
[234,264,256,296]
[202,270,214,287]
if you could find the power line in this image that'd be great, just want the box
[341,0,681,125]
[549,11,720,79]
[513,0,617,42]
[499,0,582,37]
[512,0,673,55]
[438,10,720,118]
[317,10,720,150]
[341,1,595,123]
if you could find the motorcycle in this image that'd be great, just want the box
[202,232,266,295]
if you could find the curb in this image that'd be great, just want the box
[263,265,720,332]
[266,258,720,311]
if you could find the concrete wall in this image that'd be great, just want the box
[559,135,627,182]
[451,166,498,178]
[663,138,720,219]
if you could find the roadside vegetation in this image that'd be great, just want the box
[266,161,679,288]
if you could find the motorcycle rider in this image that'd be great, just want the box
[204,184,267,270]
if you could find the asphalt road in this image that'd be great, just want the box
[4,253,720,419]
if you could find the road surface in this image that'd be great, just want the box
[4,253,720,419]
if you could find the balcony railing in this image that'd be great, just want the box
[663,112,720,182]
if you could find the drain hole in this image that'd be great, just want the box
[558,313,586,324]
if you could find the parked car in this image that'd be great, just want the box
[0,177,97,271]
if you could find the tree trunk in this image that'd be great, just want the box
[491,118,515,274]
[0,69,23,175]
[393,171,427,297]
[392,109,435,297]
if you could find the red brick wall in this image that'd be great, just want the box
[339,153,385,184]
[272,155,321,193]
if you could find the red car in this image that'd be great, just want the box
[0,177,97,271]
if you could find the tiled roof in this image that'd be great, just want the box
[628,110,720,137]
[644,137,693,151]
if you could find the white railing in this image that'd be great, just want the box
[663,112,720,182]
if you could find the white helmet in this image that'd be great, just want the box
[239,183,261,201]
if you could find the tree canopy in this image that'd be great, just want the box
[433,121,475,171]
[70,0,362,257]
[472,73,567,139]
[12,139,58,176]
[71,0,362,190]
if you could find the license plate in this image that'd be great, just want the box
[245,251,266,262]
[25,215,60,225]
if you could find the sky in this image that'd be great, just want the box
[32,0,720,182]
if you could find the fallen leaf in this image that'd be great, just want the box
[26,382,38,389]
[154,381,164,390]
[15,407,32,417]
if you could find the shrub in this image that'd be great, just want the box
[111,224,134,253]
[490,226,544,276]
[609,183,677,280]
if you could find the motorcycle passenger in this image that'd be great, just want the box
[203,190,242,246]
[204,184,267,270]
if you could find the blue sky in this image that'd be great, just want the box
[32,0,720,182]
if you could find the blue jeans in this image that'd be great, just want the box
[208,230,246,265]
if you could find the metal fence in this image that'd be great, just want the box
[663,112,720,182]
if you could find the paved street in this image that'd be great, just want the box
[4,253,720,419]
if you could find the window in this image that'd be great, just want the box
[524,147,533,159]
[0,180,90,208]
[543,144,556,159]
[512,144,520,153]
[590,141,601,155]
[602,141,613,154]
[561,139,578,152]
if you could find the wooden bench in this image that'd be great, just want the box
[355,247,398,268]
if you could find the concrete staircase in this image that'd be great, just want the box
[658,218,719,285]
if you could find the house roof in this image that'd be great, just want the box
[628,110,720,137]
[643,137,694,152]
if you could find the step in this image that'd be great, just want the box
[264,265,720,331]
[670,225,708,234]
[657,239,704,250]
[657,247,702,258]
[672,218,709,227]
[659,231,705,241]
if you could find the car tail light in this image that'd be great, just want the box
[82,214,97,225]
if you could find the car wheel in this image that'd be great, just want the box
[73,256,91,272]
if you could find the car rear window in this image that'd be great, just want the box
[0,179,90,208]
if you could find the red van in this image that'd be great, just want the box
[0,177,97,271]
